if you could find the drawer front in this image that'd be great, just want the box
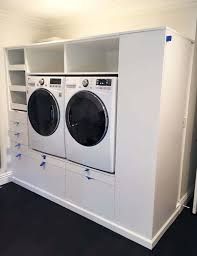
[10,153,66,199]
[9,120,27,133]
[10,141,28,154]
[66,170,115,220]
[9,110,27,123]
[10,153,42,186]
[66,161,115,185]
[9,130,28,145]
[28,150,66,168]
[39,161,66,198]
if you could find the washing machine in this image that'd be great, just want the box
[65,76,118,173]
[27,75,66,158]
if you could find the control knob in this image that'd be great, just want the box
[39,78,45,86]
[82,79,89,87]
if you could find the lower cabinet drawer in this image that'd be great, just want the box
[9,110,27,123]
[11,153,66,199]
[66,170,115,220]
[10,141,28,154]
[9,120,27,133]
[9,130,28,145]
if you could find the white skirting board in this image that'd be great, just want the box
[10,176,192,249]
[0,171,12,186]
[152,189,193,248]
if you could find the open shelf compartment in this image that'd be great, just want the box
[26,43,64,73]
[7,48,25,65]
[10,91,27,110]
[9,70,26,86]
[65,37,119,73]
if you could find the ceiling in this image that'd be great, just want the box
[0,0,196,19]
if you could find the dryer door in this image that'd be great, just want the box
[28,88,60,136]
[66,91,108,146]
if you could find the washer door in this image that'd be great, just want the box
[66,91,108,146]
[28,88,60,136]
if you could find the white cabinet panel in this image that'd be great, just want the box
[116,30,165,238]
[11,153,66,199]
[66,169,115,220]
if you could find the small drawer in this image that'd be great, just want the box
[9,110,27,123]
[9,130,28,145]
[10,141,29,154]
[28,150,66,169]
[66,169,115,220]
[66,161,115,185]
[9,120,27,133]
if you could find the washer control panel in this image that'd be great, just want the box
[27,76,65,90]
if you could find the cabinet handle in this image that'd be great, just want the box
[14,132,20,136]
[84,168,90,172]
[15,143,21,148]
[42,154,46,160]
[16,153,22,158]
[85,176,95,180]
[14,121,20,125]
[40,161,46,168]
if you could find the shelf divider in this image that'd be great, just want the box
[9,86,26,92]
[8,64,26,71]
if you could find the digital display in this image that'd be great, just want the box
[50,78,61,84]
[96,79,111,86]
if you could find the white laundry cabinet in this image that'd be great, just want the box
[2,27,197,249]
[116,29,195,244]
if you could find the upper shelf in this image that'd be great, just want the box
[8,64,26,71]
[7,48,25,66]
[65,37,119,73]
[23,37,119,74]
[26,44,64,73]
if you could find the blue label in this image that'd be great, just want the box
[166,35,172,42]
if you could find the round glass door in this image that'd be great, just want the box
[28,88,60,136]
[66,91,108,146]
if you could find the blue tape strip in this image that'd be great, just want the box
[166,35,172,42]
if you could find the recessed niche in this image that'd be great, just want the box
[26,44,64,73]
[7,49,25,65]
[65,37,119,73]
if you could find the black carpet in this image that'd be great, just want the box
[0,183,197,256]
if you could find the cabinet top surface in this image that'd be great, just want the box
[5,26,192,50]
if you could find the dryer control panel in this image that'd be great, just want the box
[66,77,117,92]
[96,79,112,86]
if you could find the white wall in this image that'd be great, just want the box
[47,5,197,40]
[0,10,49,173]
[179,24,197,199]
[0,10,49,46]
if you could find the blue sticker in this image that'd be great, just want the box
[166,35,172,42]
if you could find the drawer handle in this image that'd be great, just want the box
[14,121,20,125]
[40,161,46,168]
[14,132,20,136]
[86,176,95,180]
[42,154,46,160]
[84,168,90,172]
[16,153,22,158]
[15,143,21,148]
